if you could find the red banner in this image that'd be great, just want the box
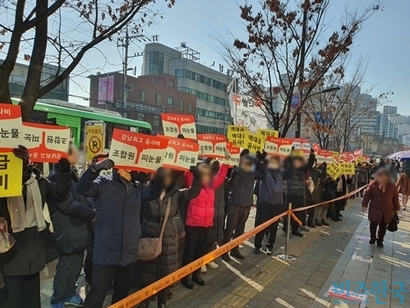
[0,104,23,151]
[161,113,196,140]
[161,137,199,172]
[197,134,227,158]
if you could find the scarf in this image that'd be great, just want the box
[7,173,46,233]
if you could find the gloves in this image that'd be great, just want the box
[153,167,166,186]
[311,148,315,154]
[13,145,30,171]
[59,158,71,173]
[240,149,250,158]
[93,158,114,173]
[189,166,201,177]
[91,153,109,164]
[256,151,267,162]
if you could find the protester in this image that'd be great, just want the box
[322,174,337,222]
[333,174,349,222]
[181,157,229,289]
[253,155,294,255]
[356,163,369,197]
[137,166,201,308]
[283,149,315,237]
[396,169,410,210]
[311,162,328,226]
[202,160,228,272]
[0,146,72,308]
[222,150,267,261]
[362,168,400,247]
[77,156,164,307]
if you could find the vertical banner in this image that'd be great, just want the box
[98,75,114,105]
[161,137,199,172]
[226,141,241,167]
[244,132,264,153]
[227,125,248,147]
[109,129,168,172]
[85,121,106,162]
[264,137,293,157]
[0,152,23,197]
[197,134,226,158]
[161,113,196,140]
[0,104,23,150]
[229,94,268,133]
[22,123,70,163]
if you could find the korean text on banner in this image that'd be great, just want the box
[162,137,199,172]
[316,150,334,165]
[22,123,70,163]
[109,129,168,172]
[327,163,343,180]
[264,137,293,157]
[85,121,106,162]
[0,152,23,197]
[226,142,240,167]
[161,113,196,139]
[197,134,226,158]
[0,104,23,150]
[227,125,247,147]
[293,138,311,153]
[339,162,355,175]
[257,129,279,140]
[229,94,268,133]
[244,132,264,153]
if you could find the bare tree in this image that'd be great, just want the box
[220,0,381,137]
[0,0,175,120]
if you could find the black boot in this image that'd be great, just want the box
[181,276,195,289]
[192,270,206,286]
[230,249,245,260]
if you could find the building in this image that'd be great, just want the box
[88,73,196,134]
[1,60,70,101]
[141,43,232,134]
[376,105,399,139]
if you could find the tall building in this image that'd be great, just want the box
[1,60,70,101]
[89,72,196,134]
[376,105,399,139]
[141,43,232,134]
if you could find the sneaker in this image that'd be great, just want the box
[51,302,65,308]
[265,248,273,255]
[221,253,231,262]
[200,265,207,273]
[230,250,245,260]
[207,261,219,269]
[369,239,376,245]
[321,219,330,226]
[291,230,304,237]
[314,220,322,227]
[64,294,85,307]
[253,248,261,255]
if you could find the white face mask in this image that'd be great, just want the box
[268,163,279,170]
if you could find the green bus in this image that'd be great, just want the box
[12,98,152,148]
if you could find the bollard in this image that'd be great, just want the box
[276,202,297,261]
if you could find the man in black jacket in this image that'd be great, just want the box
[222,150,266,262]
[47,143,96,308]
[283,149,315,237]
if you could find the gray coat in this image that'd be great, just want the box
[138,179,201,287]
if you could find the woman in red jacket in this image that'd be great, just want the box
[362,168,400,247]
[182,158,229,289]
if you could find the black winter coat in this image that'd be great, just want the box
[285,153,315,197]
[138,177,201,287]
[48,166,95,255]
[208,181,227,243]
[0,167,71,277]
[310,165,327,203]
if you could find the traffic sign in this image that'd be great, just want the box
[291,92,301,108]
[85,121,106,162]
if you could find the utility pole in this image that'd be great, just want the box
[122,26,129,118]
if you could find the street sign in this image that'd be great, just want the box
[291,92,301,108]
[85,121,106,162]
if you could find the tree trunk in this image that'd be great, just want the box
[19,0,48,121]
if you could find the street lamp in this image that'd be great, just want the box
[295,86,340,138]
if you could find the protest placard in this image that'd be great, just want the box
[244,132,264,153]
[0,104,23,150]
[161,137,199,172]
[257,129,279,140]
[264,137,293,157]
[316,150,335,165]
[161,113,196,139]
[339,162,355,175]
[327,163,343,180]
[197,134,226,158]
[22,123,70,162]
[227,125,247,147]
[226,141,241,167]
[0,152,23,197]
[293,138,311,153]
[340,152,354,162]
[109,128,168,172]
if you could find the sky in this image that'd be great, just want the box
[68,0,410,114]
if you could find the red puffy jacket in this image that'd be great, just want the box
[184,164,228,227]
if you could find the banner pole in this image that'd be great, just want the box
[276,203,297,261]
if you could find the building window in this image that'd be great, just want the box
[179,100,184,110]
[168,80,174,88]
[187,102,193,112]
[138,90,147,102]
[149,51,164,75]
[155,93,162,106]
[175,69,228,91]
[154,115,160,127]
[168,97,174,108]
[137,113,146,121]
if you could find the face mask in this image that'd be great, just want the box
[268,163,279,170]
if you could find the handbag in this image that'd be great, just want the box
[387,213,399,232]
[138,198,171,261]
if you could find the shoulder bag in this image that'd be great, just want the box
[138,197,171,261]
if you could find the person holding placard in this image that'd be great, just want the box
[0,146,72,308]
[77,157,165,307]
[181,156,229,289]
[137,166,202,308]
[310,162,328,226]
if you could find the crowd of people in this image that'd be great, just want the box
[0,144,408,308]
